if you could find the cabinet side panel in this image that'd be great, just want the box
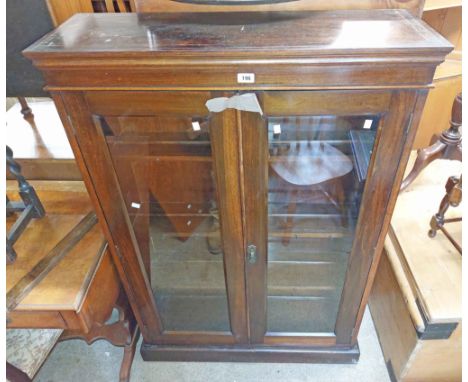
[349,90,429,344]
[52,91,162,342]
[335,89,428,344]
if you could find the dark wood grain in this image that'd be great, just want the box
[210,106,249,343]
[25,11,449,58]
[26,9,452,362]
[23,11,451,90]
[141,342,359,363]
[55,91,163,342]
[239,110,268,344]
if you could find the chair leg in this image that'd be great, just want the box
[282,190,298,246]
[334,178,348,228]
[428,175,462,254]
[17,97,35,127]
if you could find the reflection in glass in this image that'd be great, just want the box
[267,115,378,333]
[96,115,230,332]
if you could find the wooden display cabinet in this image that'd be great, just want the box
[24,10,451,362]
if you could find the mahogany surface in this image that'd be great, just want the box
[25,10,452,362]
[25,11,449,57]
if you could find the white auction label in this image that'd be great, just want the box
[131,202,141,209]
[237,73,255,83]
[363,119,373,129]
[273,124,282,135]
[192,121,201,131]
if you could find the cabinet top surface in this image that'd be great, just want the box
[25,10,451,60]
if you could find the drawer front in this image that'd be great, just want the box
[7,311,67,329]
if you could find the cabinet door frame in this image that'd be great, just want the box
[52,90,249,345]
[242,89,428,347]
[53,87,428,348]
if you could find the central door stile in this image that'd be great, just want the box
[238,109,269,344]
[210,107,249,343]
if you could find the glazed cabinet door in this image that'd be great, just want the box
[56,91,248,345]
[242,89,425,347]
[55,88,425,349]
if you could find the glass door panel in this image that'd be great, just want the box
[95,114,231,332]
[266,115,378,333]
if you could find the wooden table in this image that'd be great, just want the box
[6,181,139,382]
[369,151,461,382]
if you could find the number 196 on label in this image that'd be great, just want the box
[237,73,255,83]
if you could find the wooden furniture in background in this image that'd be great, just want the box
[135,0,425,14]
[44,0,426,25]
[24,10,451,363]
[46,0,136,26]
[414,0,461,148]
[6,181,139,382]
[6,1,80,181]
[428,174,462,252]
[6,99,80,181]
[369,152,462,382]
[401,93,461,190]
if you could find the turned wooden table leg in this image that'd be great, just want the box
[59,291,139,382]
[115,291,140,382]
[401,93,462,192]
[17,97,35,127]
[119,327,140,382]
